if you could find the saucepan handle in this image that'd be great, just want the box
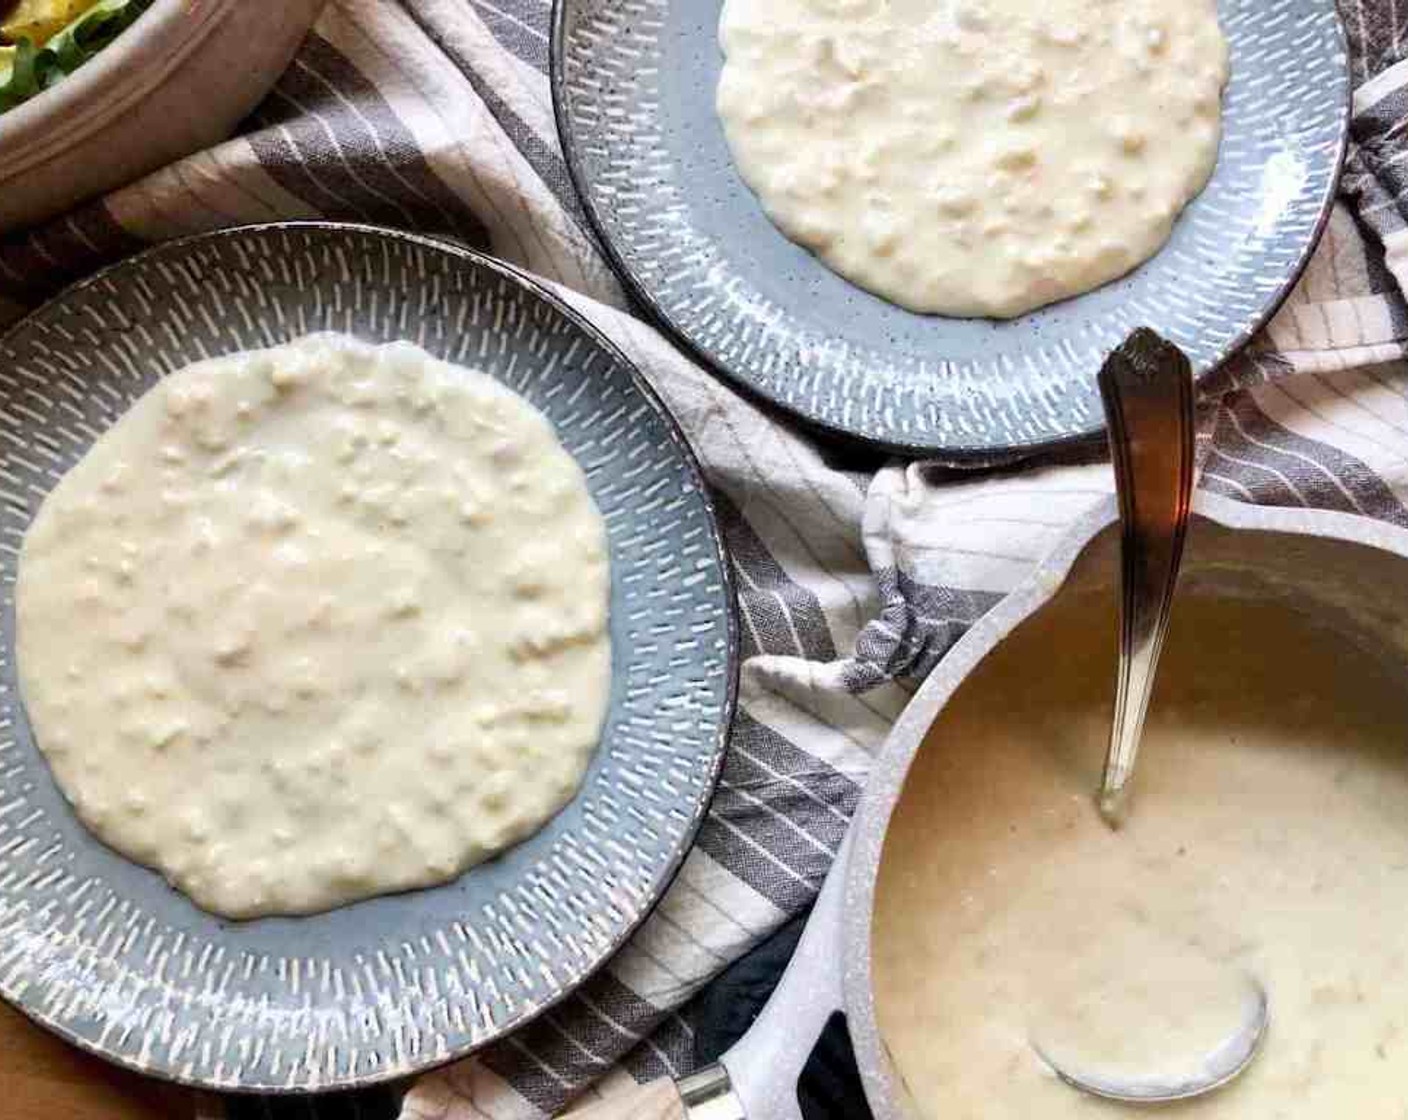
[559,1066,745,1118]
[559,1078,687,1118]
[716,833,854,1120]
[559,838,857,1120]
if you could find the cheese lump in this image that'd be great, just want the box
[16,336,611,919]
[717,0,1230,318]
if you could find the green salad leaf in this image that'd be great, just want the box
[0,39,41,112]
[44,0,153,79]
[0,0,152,115]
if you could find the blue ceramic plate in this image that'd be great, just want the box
[0,223,737,1092]
[552,0,1349,456]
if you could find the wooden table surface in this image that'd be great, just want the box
[0,1001,200,1118]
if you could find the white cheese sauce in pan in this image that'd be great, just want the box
[875,593,1408,1116]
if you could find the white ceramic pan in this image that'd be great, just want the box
[560,490,1408,1120]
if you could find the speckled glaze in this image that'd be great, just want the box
[552,0,1349,456]
[0,223,738,1092]
[840,493,1408,1118]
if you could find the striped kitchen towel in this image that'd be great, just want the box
[5,2,1408,1118]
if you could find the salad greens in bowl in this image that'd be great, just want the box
[0,0,325,232]
[0,0,151,113]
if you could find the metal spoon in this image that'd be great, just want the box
[1035,328,1269,1104]
[1096,327,1196,828]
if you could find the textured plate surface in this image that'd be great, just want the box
[553,0,1349,455]
[0,223,737,1092]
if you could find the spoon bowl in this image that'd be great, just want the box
[1034,974,1269,1104]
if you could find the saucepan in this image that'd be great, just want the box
[560,489,1408,1119]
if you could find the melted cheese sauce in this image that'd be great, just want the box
[16,336,611,919]
[717,0,1229,318]
[874,593,1408,1116]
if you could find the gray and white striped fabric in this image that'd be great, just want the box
[4,2,1408,1117]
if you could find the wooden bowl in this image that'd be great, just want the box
[0,0,326,233]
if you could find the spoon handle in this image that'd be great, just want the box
[1097,329,1196,827]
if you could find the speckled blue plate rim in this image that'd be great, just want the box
[550,0,1351,462]
[0,220,741,1094]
